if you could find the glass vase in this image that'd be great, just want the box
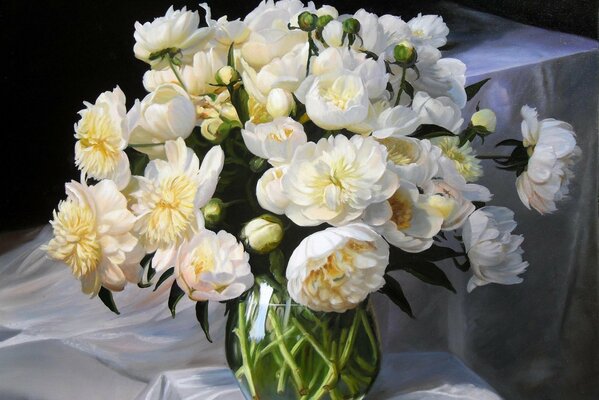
[225,283,381,400]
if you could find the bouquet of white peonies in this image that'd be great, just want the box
[44,1,581,399]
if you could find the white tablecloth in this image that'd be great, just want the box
[1,2,597,399]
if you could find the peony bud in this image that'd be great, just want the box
[241,215,285,254]
[220,102,240,123]
[394,40,417,66]
[202,198,226,227]
[215,66,239,85]
[201,117,229,144]
[316,14,334,29]
[471,109,497,132]
[342,18,361,35]
[266,88,295,118]
[298,11,318,32]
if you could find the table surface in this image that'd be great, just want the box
[1,2,597,400]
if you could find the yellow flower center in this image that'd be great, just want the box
[145,174,198,248]
[249,97,272,124]
[46,200,101,278]
[412,29,426,38]
[190,244,215,277]
[305,240,376,296]
[268,127,294,142]
[434,137,482,182]
[388,190,413,230]
[76,107,121,178]
[380,138,418,165]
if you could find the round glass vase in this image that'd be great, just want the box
[225,284,381,400]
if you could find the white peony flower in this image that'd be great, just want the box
[240,0,310,68]
[241,117,307,166]
[176,229,254,301]
[286,223,388,312]
[296,71,370,131]
[131,138,224,271]
[351,9,387,54]
[378,15,411,51]
[134,6,213,68]
[200,3,251,46]
[128,84,197,158]
[266,88,295,118]
[44,180,142,296]
[407,13,449,49]
[256,166,289,214]
[322,20,345,48]
[74,86,131,190]
[516,106,581,214]
[143,48,227,96]
[432,136,482,182]
[412,91,464,133]
[378,137,441,187]
[240,215,285,254]
[364,180,444,253]
[282,135,399,226]
[463,206,528,292]
[371,104,421,138]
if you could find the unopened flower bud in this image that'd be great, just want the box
[215,66,239,86]
[298,11,318,32]
[240,215,285,254]
[202,198,226,227]
[266,88,295,118]
[316,14,334,29]
[201,117,228,144]
[471,109,497,132]
[342,18,361,35]
[394,40,417,65]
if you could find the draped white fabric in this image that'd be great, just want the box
[1,2,597,399]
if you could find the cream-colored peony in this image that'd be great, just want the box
[134,6,213,68]
[176,229,254,301]
[412,91,464,133]
[516,106,581,214]
[44,180,143,296]
[128,84,197,158]
[131,138,224,271]
[241,117,307,166]
[432,136,482,182]
[364,180,444,252]
[286,224,388,312]
[143,48,227,96]
[256,166,289,215]
[463,206,528,292]
[351,9,388,54]
[371,104,421,139]
[240,0,311,68]
[282,135,399,226]
[200,3,251,47]
[74,86,131,190]
[407,13,449,49]
[424,157,492,230]
[377,137,441,187]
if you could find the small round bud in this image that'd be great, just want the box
[266,88,295,118]
[202,198,226,227]
[471,109,497,132]
[298,11,318,32]
[240,215,285,254]
[342,18,361,35]
[316,14,334,29]
[394,40,417,65]
[215,66,239,86]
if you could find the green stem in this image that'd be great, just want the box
[394,66,407,107]
[268,311,307,398]
[236,302,258,399]
[339,310,360,370]
[167,54,188,92]
[359,308,378,357]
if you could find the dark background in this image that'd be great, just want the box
[1,0,597,233]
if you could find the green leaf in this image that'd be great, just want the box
[231,86,250,124]
[249,156,268,173]
[466,78,490,101]
[401,80,414,99]
[153,267,175,292]
[168,282,185,318]
[98,287,120,315]
[137,253,156,288]
[127,149,149,176]
[195,301,213,343]
[402,261,456,293]
[269,249,287,286]
[410,124,455,140]
[379,275,414,318]
[495,139,523,147]
[227,43,235,69]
